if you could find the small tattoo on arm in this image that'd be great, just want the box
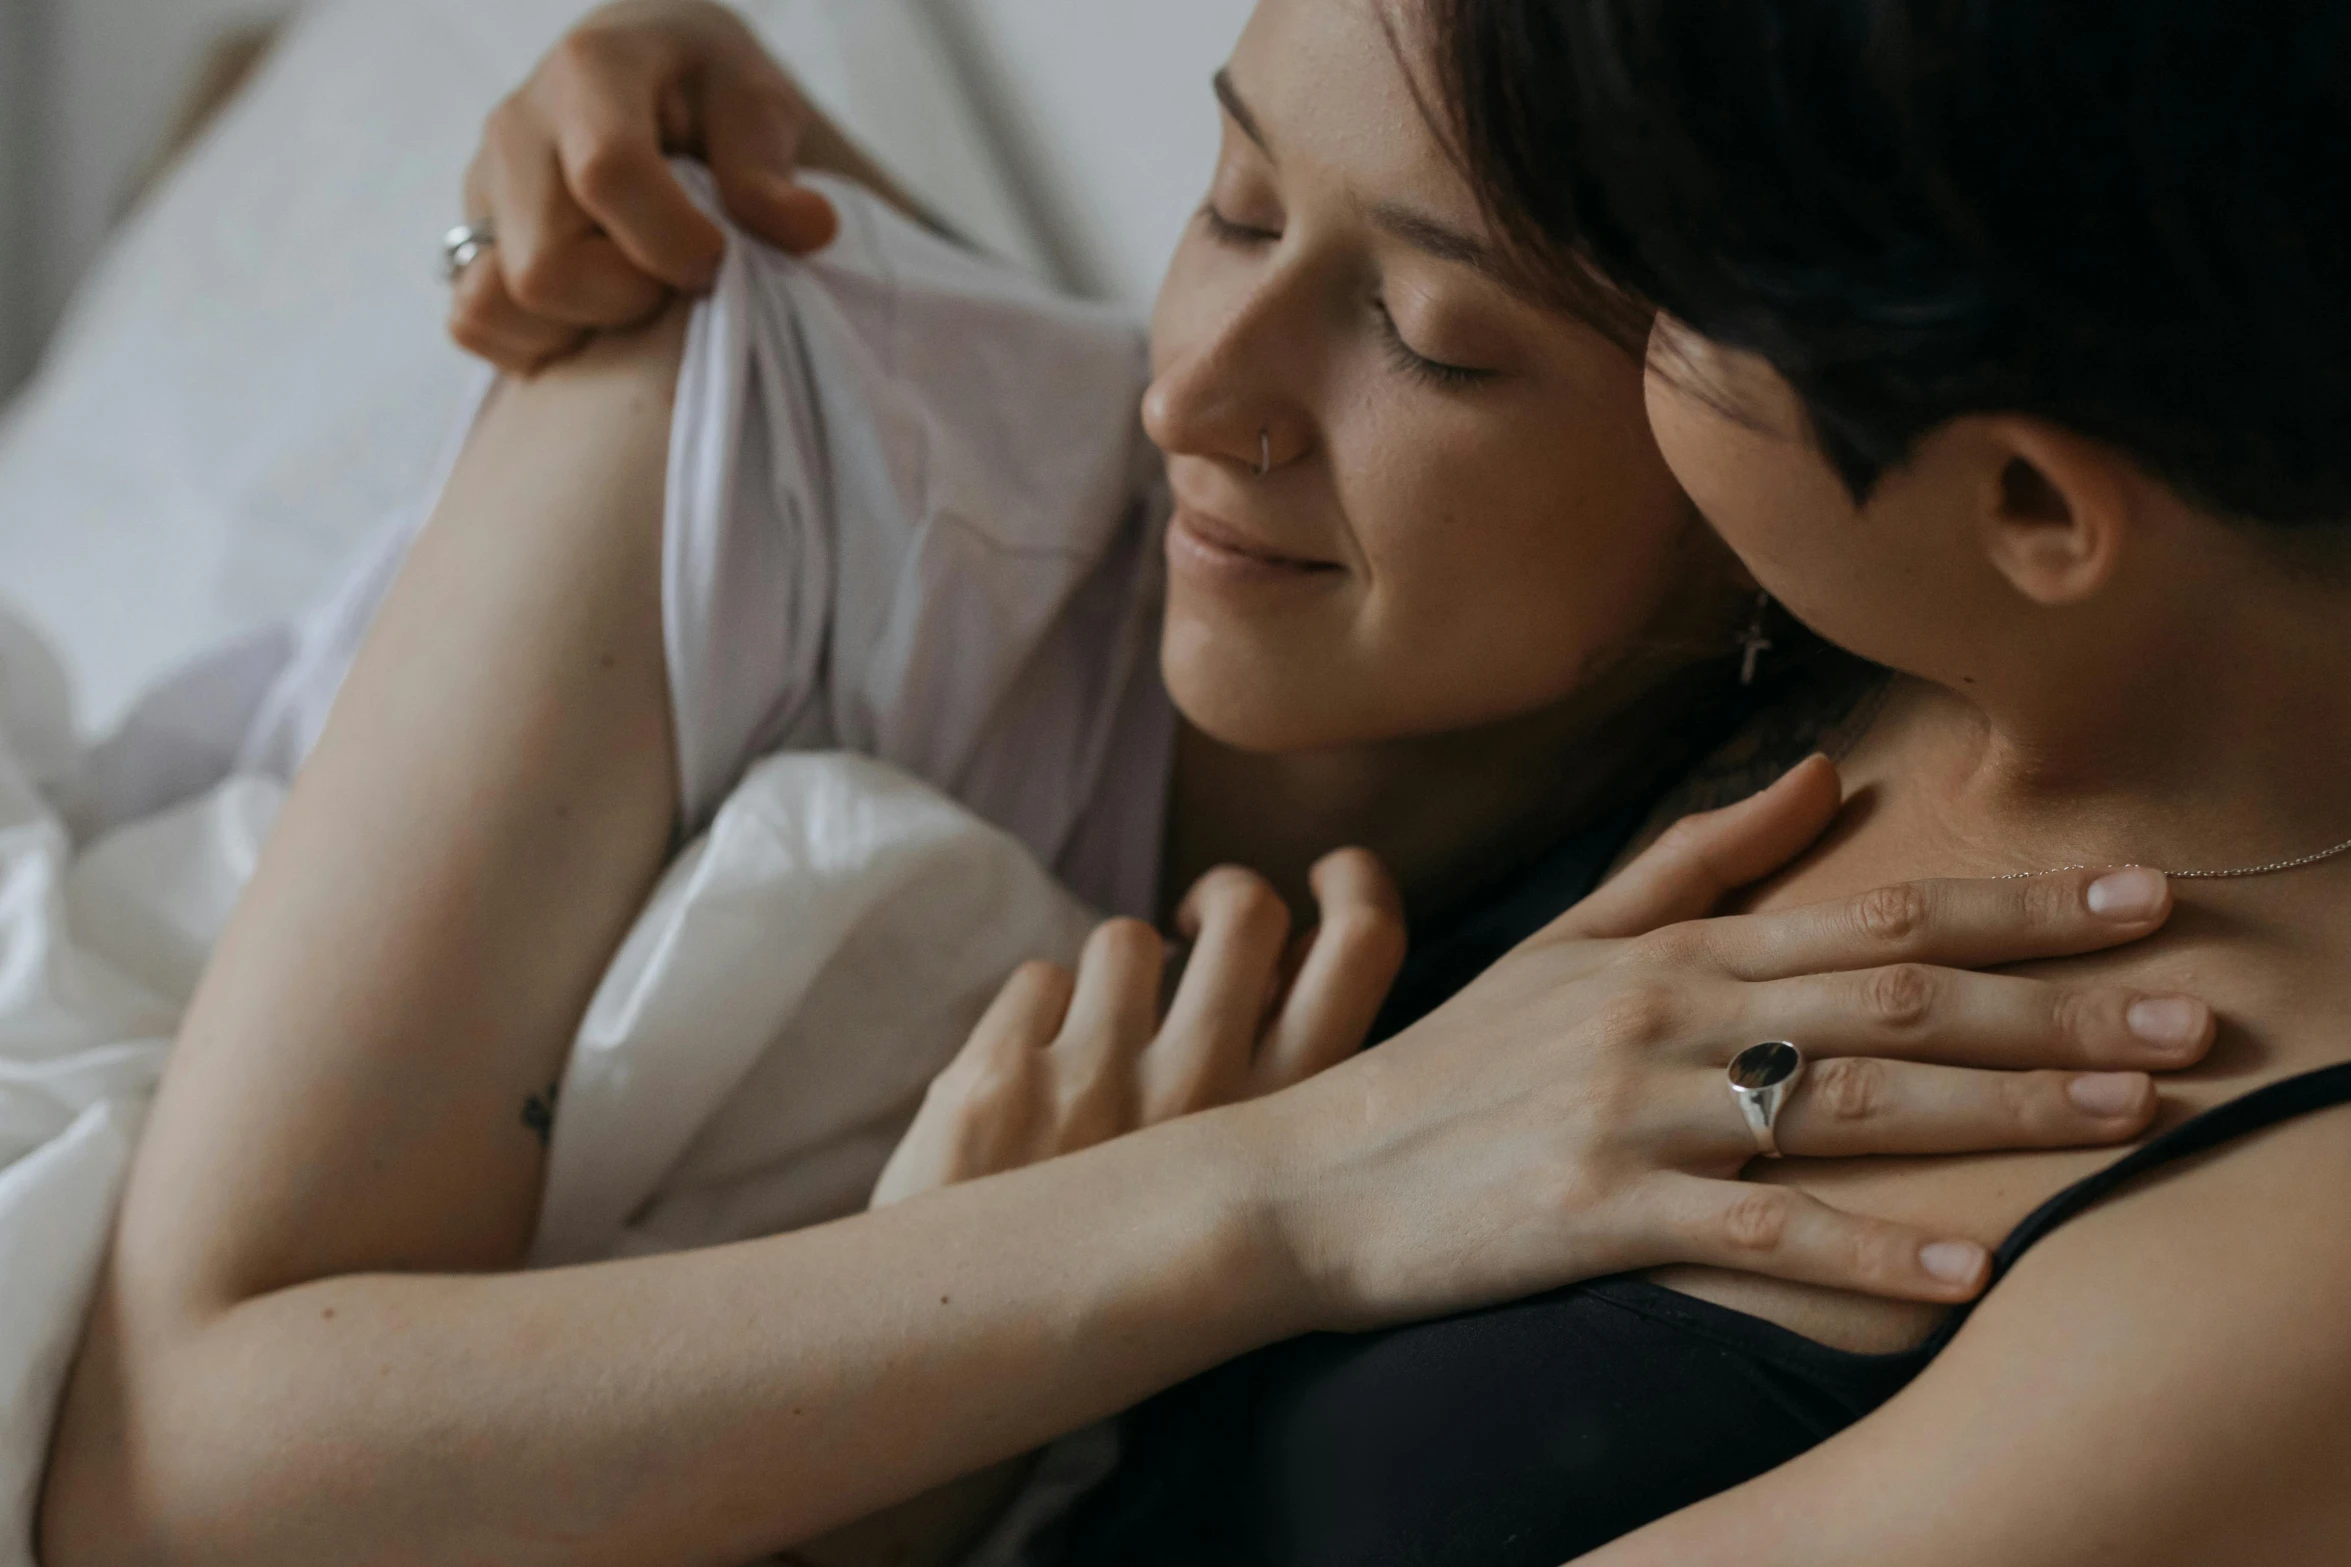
[522,1077,562,1148]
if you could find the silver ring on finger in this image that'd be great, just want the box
[1726,1040,1807,1159]
[442,220,497,283]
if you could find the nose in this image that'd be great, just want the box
[1143,268,1313,479]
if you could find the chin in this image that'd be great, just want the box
[1160,620,1359,754]
[1163,658,1328,754]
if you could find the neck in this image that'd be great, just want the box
[1865,555,2351,878]
[1164,657,1733,924]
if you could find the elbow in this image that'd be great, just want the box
[40,1384,275,1567]
[37,1304,253,1567]
[38,1399,167,1567]
[39,1462,136,1567]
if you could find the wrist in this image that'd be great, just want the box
[1206,1087,1357,1337]
[1115,1101,1331,1349]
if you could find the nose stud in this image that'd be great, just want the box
[1256,430,1272,478]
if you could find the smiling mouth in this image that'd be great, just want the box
[1167,506,1344,582]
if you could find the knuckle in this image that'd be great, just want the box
[1053,1066,1130,1139]
[1810,1056,1887,1122]
[1200,865,1288,928]
[1645,817,1710,869]
[483,91,530,145]
[551,25,627,81]
[946,1054,1024,1122]
[2016,876,2072,930]
[1008,960,1072,1001]
[1853,883,1932,948]
[570,139,644,210]
[1089,917,1165,973]
[1595,985,1683,1051]
[968,1022,1036,1084]
[447,309,494,357]
[2047,987,2100,1055]
[1140,1062,1212,1123]
[1996,1069,2044,1128]
[1627,921,1712,972]
[1844,1225,1909,1287]
[1579,1059,1649,1126]
[1538,1156,1609,1219]
[1720,1188,1795,1253]
[1864,963,1938,1032]
[1655,816,1711,854]
[1318,844,1388,883]
[504,251,570,314]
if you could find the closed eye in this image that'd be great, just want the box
[1200,202,1280,248]
[1374,298,1497,390]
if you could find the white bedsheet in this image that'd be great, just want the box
[0,627,1105,1563]
[1,163,1174,1566]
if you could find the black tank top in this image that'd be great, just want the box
[1052,819,2351,1565]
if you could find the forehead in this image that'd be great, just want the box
[1227,0,1475,216]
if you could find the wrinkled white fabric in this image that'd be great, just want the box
[231,169,1175,921]
[2,175,1179,1564]
[0,722,1110,1567]
[537,750,1098,1265]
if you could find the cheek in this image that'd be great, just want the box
[1344,374,1696,697]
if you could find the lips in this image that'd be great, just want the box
[1166,505,1342,582]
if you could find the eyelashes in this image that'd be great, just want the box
[1371,299,1496,391]
[1197,202,1500,393]
[1198,203,1279,248]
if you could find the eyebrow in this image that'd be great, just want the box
[1371,202,1509,287]
[1214,67,1515,293]
[1213,69,1271,155]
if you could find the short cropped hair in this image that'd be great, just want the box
[1433,0,2351,527]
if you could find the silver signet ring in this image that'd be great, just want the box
[1727,1041,1806,1159]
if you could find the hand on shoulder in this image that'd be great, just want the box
[1234,759,2213,1329]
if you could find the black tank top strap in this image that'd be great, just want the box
[1918,1060,2351,1359]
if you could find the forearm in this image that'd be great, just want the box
[46,1108,1307,1567]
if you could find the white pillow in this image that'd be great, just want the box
[0,0,1047,737]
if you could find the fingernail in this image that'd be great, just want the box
[2067,1071,2148,1117]
[1920,1240,1988,1287]
[2087,866,2167,921]
[2126,995,2206,1053]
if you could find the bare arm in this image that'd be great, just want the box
[1585,1097,2351,1567]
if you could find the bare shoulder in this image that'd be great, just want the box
[1598,1092,2351,1567]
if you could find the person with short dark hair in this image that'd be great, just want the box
[1064,3,2351,1560]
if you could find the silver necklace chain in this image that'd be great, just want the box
[1823,674,2351,883]
[1996,834,2351,882]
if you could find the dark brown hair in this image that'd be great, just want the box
[1430,0,2351,524]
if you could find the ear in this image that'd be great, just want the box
[1968,418,2138,607]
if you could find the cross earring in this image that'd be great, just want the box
[1737,592,1775,687]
